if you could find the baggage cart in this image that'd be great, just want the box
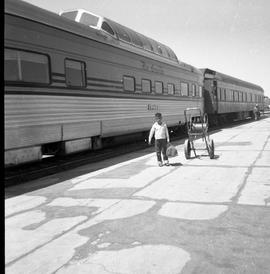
[184,108,215,159]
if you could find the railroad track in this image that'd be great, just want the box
[4,140,152,187]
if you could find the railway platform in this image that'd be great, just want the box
[5,116,270,274]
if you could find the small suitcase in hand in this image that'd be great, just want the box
[166,143,178,157]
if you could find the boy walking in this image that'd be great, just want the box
[148,112,170,167]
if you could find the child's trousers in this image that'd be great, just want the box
[155,139,168,162]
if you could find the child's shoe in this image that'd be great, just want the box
[164,160,170,166]
[158,162,163,167]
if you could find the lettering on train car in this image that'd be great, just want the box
[142,61,150,71]
[141,61,164,74]
[147,104,159,110]
[151,64,164,74]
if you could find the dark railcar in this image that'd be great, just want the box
[201,68,264,125]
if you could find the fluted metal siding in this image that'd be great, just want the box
[5,94,203,149]
[218,101,256,114]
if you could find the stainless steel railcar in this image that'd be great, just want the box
[201,68,264,125]
[4,0,204,166]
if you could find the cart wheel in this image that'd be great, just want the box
[184,139,191,159]
[209,139,215,159]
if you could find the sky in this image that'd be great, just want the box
[22,0,270,97]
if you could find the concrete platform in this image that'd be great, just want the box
[5,117,270,274]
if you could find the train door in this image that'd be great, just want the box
[203,79,218,114]
[212,80,218,113]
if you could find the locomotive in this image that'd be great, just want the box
[4,0,264,166]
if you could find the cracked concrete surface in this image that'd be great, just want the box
[5,117,270,273]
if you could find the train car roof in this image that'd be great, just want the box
[5,0,202,76]
[59,9,179,62]
[200,68,264,93]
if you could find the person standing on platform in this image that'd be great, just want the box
[253,104,260,120]
[148,112,170,167]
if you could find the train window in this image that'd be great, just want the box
[192,84,196,96]
[101,22,115,36]
[5,49,20,81]
[123,76,135,91]
[223,89,226,101]
[233,91,237,101]
[60,11,78,21]
[157,46,163,55]
[165,48,172,59]
[115,25,132,43]
[65,59,86,87]
[220,89,224,101]
[142,79,151,93]
[150,40,160,54]
[226,90,229,101]
[5,48,50,84]
[129,31,143,47]
[195,86,199,97]
[80,13,99,27]
[180,82,188,96]
[155,81,163,94]
[188,84,193,96]
[198,86,202,97]
[175,85,181,96]
[168,83,175,95]
[159,45,169,58]
[217,88,221,100]
[140,36,154,52]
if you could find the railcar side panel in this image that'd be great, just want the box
[5,0,204,166]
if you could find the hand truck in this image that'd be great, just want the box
[184,108,215,159]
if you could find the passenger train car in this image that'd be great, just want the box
[201,68,264,125]
[4,0,204,166]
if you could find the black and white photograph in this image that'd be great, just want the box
[5,0,270,273]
